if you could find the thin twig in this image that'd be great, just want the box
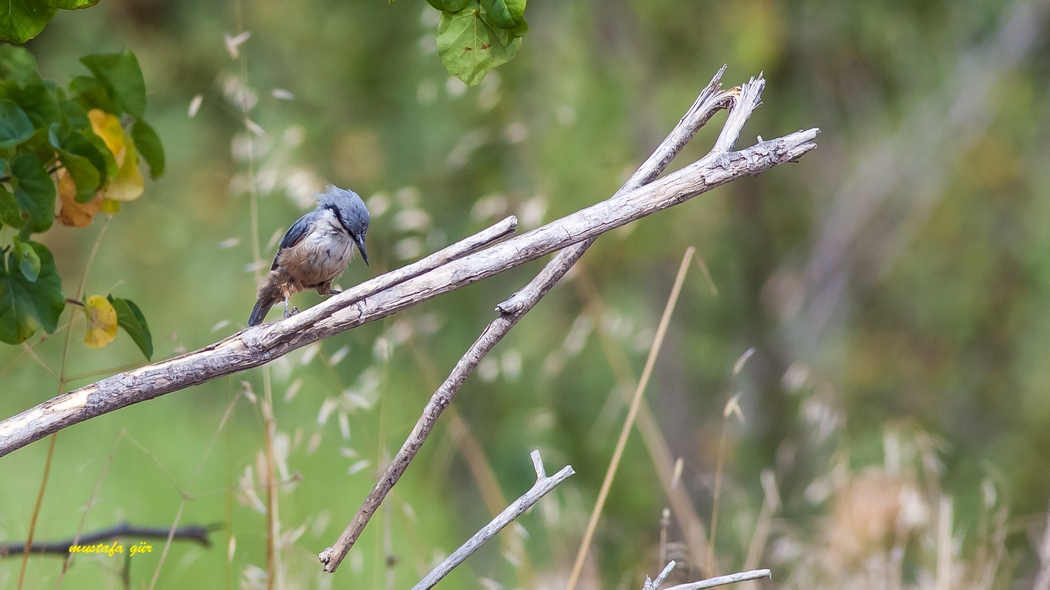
[566,247,696,590]
[496,65,734,318]
[1036,509,1050,590]
[664,569,772,590]
[17,219,109,589]
[740,471,778,590]
[408,342,539,586]
[409,451,574,590]
[0,523,216,557]
[19,341,57,378]
[58,431,127,582]
[645,560,677,590]
[318,243,585,572]
[146,389,242,590]
[658,509,671,574]
[574,269,715,574]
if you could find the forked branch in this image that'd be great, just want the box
[320,67,790,574]
[0,68,818,467]
[407,451,574,590]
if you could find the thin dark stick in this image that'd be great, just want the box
[0,523,216,557]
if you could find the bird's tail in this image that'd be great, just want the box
[248,282,281,326]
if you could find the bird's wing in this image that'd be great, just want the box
[270,212,315,270]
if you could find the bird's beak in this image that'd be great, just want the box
[354,234,369,266]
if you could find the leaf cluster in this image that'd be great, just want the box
[0,0,99,44]
[428,0,528,86]
[0,46,157,358]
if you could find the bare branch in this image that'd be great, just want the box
[664,569,772,590]
[498,66,737,318]
[644,560,677,590]
[320,68,748,573]
[317,243,585,572]
[408,452,574,590]
[0,69,818,459]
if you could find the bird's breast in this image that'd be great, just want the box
[277,217,354,288]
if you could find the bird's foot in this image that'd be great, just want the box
[283,306,300,319]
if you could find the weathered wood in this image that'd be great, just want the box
[0,76,817,459]
[318,66,742,574]
[408,451,574,590]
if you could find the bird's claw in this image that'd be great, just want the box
[283,306,300,319]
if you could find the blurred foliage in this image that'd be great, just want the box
[1,0,1050,588]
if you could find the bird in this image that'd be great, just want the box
[248,185,370,326]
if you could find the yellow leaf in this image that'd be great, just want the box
[84,295,118,349]
[101,199,121,214]
[87,108,145,202]
[88,109,126,162]
[105,133,144,202]
[56,168,103,227]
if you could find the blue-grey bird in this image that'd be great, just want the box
[248,186,370,326]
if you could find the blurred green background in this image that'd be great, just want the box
[2,0,1050,588]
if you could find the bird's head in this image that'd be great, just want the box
[320,185,370,265]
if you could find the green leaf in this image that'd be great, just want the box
[14,81,60,128]
[41,0,98,8]
[62,129,109,186]
[479,0,525,29]
[0,185,26,230]
[131,119,164,178]
[78,128,118,181]
[0,2,57,44]
[11,152,56,234]
[80,50,146,118]
[10,237,40,282]
[504,17,528,38]
[437,3,523,86]
[68,74,115,114]
[59,148,100,202]
[68,75,98,95]
[427,0,471,11]
[20,126,56,163]
[0,241,64,344]
[0,98,34,148]
[107,295,152,360]
[49,123,101,201]
[0,45,41,86]
[59,95,90,129]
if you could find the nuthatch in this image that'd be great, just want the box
[248,185,370,326]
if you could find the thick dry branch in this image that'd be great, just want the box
[409,451,574,590]
[498,65,737,318]
[0,522,215,557]
[0,71,818,459]
[318,217,591,572]
[320,68,753,573]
